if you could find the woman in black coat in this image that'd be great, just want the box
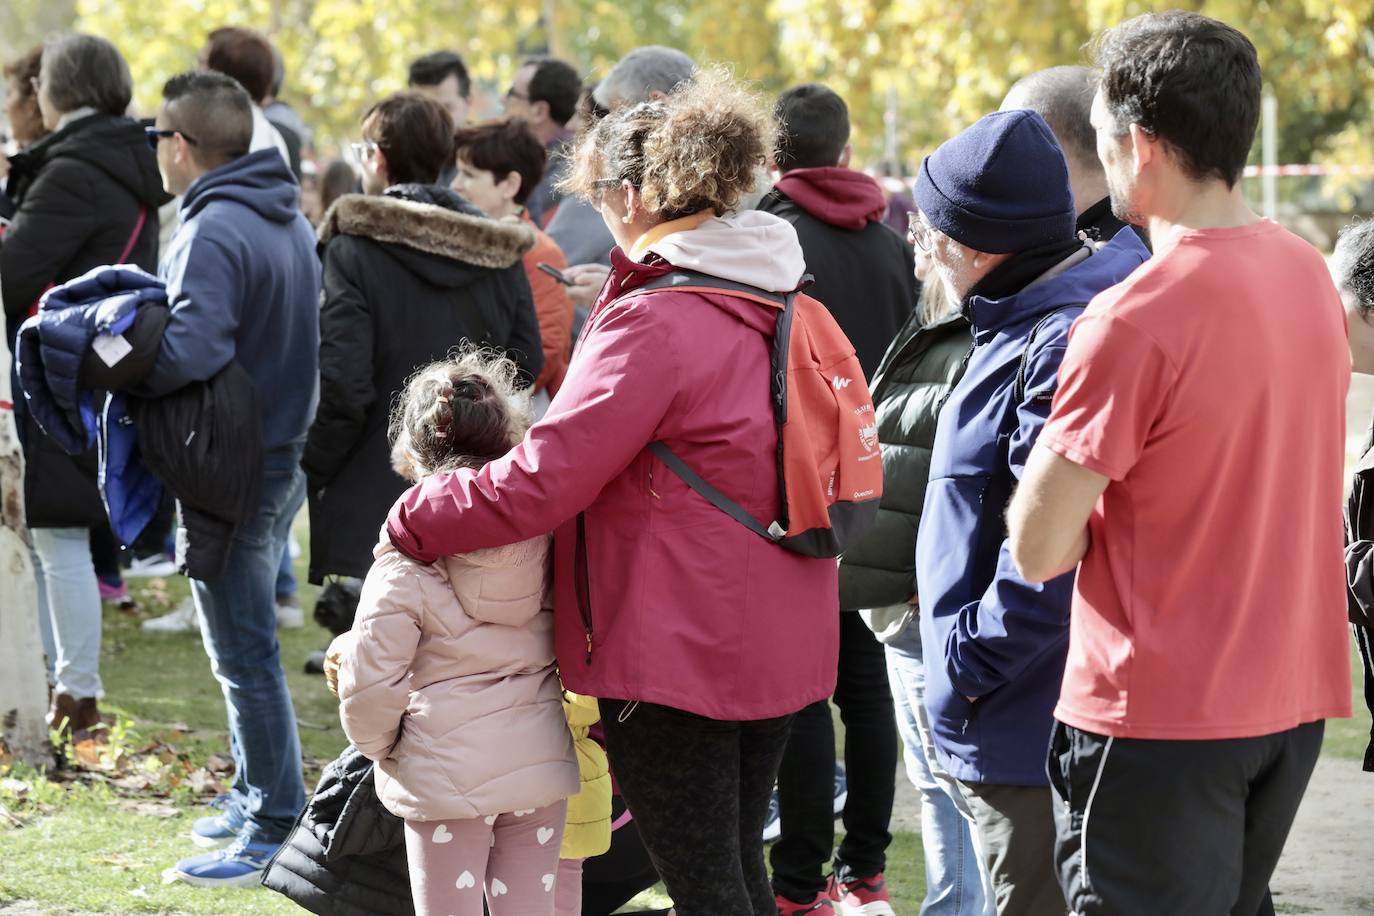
[0,34,165,740]
[303,92,540,585]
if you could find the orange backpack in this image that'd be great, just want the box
[625,270,883,558]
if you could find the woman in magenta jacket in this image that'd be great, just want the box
[385,71,838,915]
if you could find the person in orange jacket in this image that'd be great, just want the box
[452,118,575,409]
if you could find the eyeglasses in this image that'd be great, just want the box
[349,140,379,164]
[146,127,198,151]
[907,212,935,251]
[504,87,530,102]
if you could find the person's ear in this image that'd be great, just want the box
[531,99,551,124]
[1127,123,1154,178]
[622,180,643,224]
[175,133,195,168]
[373,147,390,183]
[498,170,523,204]
[838,144,853,169]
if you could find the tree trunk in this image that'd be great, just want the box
[0,344,51,767]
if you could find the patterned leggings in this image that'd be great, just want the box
[404,800,568,916]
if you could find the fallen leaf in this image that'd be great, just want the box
[92,854,134,868]
[205,754,233,774]
[0,778,30,796]
[111,773,160,792]
[130,888,149,898]
[185,769,221,796]
[72,740,104,768]
[117,800,179,818]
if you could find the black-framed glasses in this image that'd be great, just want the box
[505,87,530,102]
[907,212,934,251]
[146,127,198,151]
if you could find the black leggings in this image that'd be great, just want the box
[581,794,671,915]
[599,699,794,916]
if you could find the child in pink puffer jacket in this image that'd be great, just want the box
[333,352,580,916]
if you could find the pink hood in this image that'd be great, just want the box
[387,214,839,720]
[337,536,579,821]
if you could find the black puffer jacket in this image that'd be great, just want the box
[757,168,915,379]
[1,112,166,528]
[838,305,971,610]
[261,745,412,915]
[303,185,540,582]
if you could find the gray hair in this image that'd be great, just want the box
[1334,220,1374,318]
[593,45,695,110]
[40,34,133,116]
[1001,66,1100,169]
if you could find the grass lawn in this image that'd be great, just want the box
[1,517,1367,913]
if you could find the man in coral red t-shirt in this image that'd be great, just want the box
[1006,11,1352,916]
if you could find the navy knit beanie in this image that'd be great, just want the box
[915,109,1076,254]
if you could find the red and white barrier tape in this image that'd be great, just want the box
[1243,164,1374,178]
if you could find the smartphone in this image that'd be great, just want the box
[537,262,574,286]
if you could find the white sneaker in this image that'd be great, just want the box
[125,554,178,578]
[141,598,198,633]
[275,596,305,630]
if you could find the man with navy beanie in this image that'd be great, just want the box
[911,109,1149,916]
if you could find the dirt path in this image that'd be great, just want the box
[889,755,1374,915]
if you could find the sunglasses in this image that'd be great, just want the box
[146,127,198,151]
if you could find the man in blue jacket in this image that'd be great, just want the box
[911,110,1148,916]
[140,70,321,887]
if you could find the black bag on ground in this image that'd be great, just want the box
[261,745,413,915]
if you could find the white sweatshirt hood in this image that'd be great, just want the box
[643,211,807,294]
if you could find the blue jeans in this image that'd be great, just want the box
[275,541,296,599]
[32,527,103,699]
[190,445,306,844]
[887,623,993,916]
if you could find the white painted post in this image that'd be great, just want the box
[0,343,51,767]
[1262,94,1278,220]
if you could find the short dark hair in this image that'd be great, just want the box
[453,118,547,206]
[1336,220,1374,319]
[203,27,276,104]
[1093,11,1261,187]
[40,34,133,116]
[523,57,581,127]
[363,92,455,186]
[162,70,253,167]
[408,51,471,99]
[4,46,43,97]
[1003,66,1099,168]
[774,84,849,171]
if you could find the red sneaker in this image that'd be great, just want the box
[776,891,836,915]
[827,872,896,916]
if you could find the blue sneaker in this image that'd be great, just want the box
[191,802,245,849]
[172,833,279,888]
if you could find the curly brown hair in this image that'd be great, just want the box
[388,349,532,482]
[561,66,774,220]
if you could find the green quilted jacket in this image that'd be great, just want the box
[838,306,972,610]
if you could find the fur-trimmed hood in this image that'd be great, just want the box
[319,187,535,276]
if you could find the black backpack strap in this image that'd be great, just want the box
[648,442,782,542]
[631,269,791,303]
[632,269,818,545]
[1013,304,1084,405]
